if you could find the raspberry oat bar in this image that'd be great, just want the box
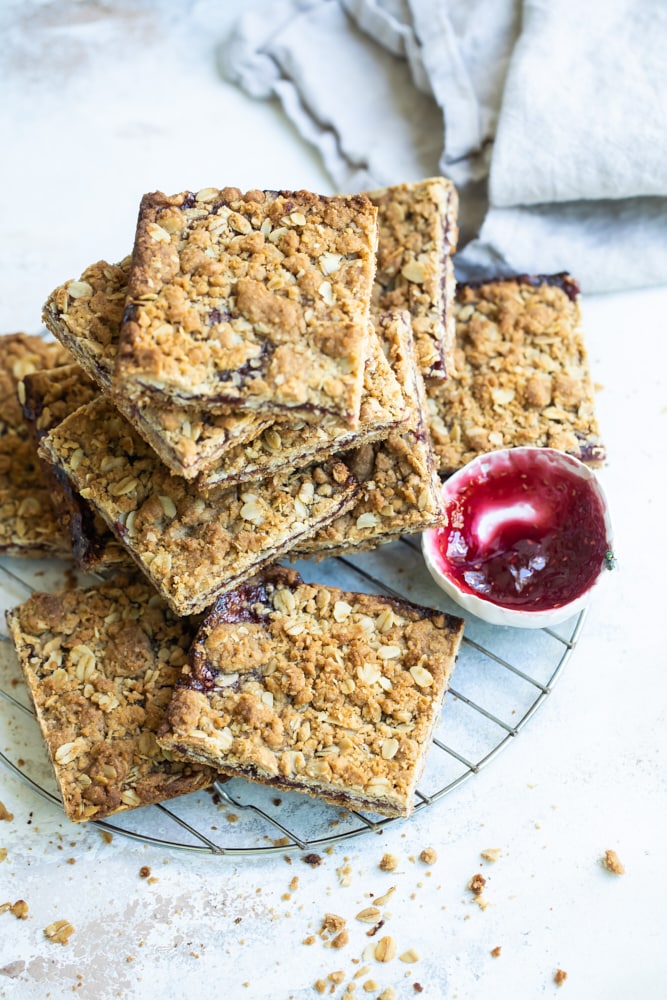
[197,322,409,490]
[42,258,274,479]
[115,188,378,422]
[39,397,359,615]
[6,575,215,823]
[157,566,464,818]
[296,311,445,557]
[369,177,458,380]
[426,274,606,476]
[21,364,129,572]
[0,333,72,558]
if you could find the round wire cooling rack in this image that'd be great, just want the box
[0,539,586,857]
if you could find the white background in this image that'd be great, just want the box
[1,3,666,999]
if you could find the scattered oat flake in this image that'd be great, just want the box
[419,847,437,865]
[399,948,420,963]
[379,853,398,872]
[44,919,75,945]
[0,848,7,862]
[373,886,396,907]
[602,849,625,875]
[481,848,502,863]
[0,802,13,822]
[554,968,568,986]
[356,906,381,923]
[379,990,397,1000]
[314,978,327,994]
[374,936,396,962]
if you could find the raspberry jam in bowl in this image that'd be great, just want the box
[422,448,614,628]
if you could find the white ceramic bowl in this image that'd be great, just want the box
[422,448,614,629]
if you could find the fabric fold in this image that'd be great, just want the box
[220,0,667,292]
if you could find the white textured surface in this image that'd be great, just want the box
[1,4,666,999]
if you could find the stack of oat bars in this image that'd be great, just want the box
[2,176,605,826]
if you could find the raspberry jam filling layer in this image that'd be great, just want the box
[433,450,609,611]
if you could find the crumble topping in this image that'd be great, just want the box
[196,322,409,491]
[369,177,459,378]
[43,257,274,478]
[296,311,445,556]
[115,187,378,422]
[0,333,73,558]
[426,275,605,475]
[21,363,130,572]
[158,566,464,817]
[6,575,216,823]
[39,397,358,615]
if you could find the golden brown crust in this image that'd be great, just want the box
[39,397,359,615]
[21,365,131,572]
[0,334,73,558]
[426,275,605,475]
[42,258,273,479]
[197,323,409,490]
[295,311,445,557]
[6,575,215,823]
[369,177,458,379]
[114,188,378,422]
[158,566,464,818]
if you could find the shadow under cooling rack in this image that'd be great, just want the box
[0,540,585,856]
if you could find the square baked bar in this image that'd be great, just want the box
[43,258,274,479]
[197,322,409,491]
[39,397,358,616]
[369,177,458,380]
[114,187,378,422]
[6,575,216,823]
[426,274,606,476]
[157,566,464,818]
[21,364,130,573]
[296,311,445,557]
[0,333,73,558]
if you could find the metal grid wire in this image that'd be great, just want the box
[0,541,586,856]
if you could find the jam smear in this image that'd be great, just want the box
[434,451,608,611]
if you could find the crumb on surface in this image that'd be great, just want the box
[490,946,502,958]
[602,849,625,875]
[419,847,437,865]
[480,848,502,863]
[554,968,568,986]
[468,873,486,896]
[322,913,346,932]
[0,802,14,822]
[379,853,398,872]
